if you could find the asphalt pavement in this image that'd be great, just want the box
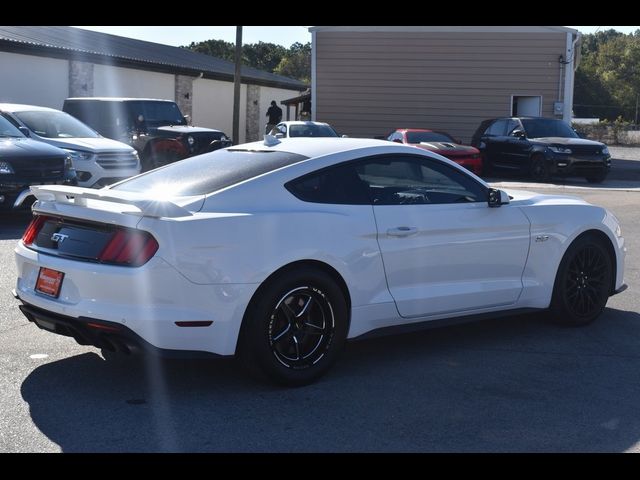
[1,154,640,452]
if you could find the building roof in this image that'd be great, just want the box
[0,26,307,91]
[308,26,579,34]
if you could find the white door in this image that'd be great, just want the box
[356,154,531,318]
[513,96,542,117]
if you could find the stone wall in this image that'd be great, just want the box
[245,84,261,142]
[68,61,93,97]
[175,74,193,122]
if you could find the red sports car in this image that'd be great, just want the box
[387,129,482,175]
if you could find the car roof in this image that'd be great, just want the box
[0,103,63,113]
[278,121,331,127]
[235,137,413,158]
[65,97,175,103]
[396,128,435,133]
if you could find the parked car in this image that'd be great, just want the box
[15,138,625,386]
[387,128,482,175]
[1,104,140,189]
[270,121,343,138]
[63,97,232,171]
[0,113,76,210]
[471,117,611,183]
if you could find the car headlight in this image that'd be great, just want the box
[548,146,572,154]
[0,161,15,174]
[62,149,94,161]
[187,135,195,146]
[602,146,610,155]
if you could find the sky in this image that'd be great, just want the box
[74,26,639,48]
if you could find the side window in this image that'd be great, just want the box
[484,119,508,137]
[506,119,521,136]
[285,163,371,205]
[354,155,487,206]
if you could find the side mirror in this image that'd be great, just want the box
[392,138,403,144]
[183,115,190,124]
[341,134,349,138]
[512,129,526,138]
[18,126,31,137]
[488,188,510,207]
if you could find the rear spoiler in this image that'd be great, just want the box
[30,185,192,218]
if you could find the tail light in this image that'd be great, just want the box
[22,215,49,245]
[98,229,158,267]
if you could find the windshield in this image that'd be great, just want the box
[405,131,455,144]
[14,110,99,138]
[112,148,308,196]
[0,114,25,138]
[521,119,579,139]
[128,101,186,126]
[289,124,339,138]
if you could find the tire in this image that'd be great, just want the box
[530,154,551,182]
[238,267,349,387]
[549,234,613,326]
[142,151,180,172]
[586,172,608,183]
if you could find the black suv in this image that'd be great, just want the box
[63,98,232,171]
[471,117,611,183]
[0,113,76,210]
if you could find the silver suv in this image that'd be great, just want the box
[0,103,140,188]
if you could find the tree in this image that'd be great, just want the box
[274,42,311,83]
[575,31,640,121]
[183,40,310,84]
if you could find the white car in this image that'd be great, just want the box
[0,104,140,188]
[14,138,626,386]
[270,121,344,138]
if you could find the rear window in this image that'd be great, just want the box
[111,148,308,196]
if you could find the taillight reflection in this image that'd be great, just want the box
[98,229,159,267]
[22,215,49,245]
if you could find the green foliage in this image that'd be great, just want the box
[575,30,640,122]
[183,39,311,84]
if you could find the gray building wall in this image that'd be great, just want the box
[314,28,570,143]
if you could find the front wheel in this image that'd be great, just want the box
[530,154,551,182]
[238,267,348,386]
[549,234,613,326]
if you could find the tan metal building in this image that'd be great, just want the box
[310,26,581,142]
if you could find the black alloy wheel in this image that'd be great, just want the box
[238,267,348,386]
[268,287,335,369]
[550,234,613,326]
[530,154,551,182]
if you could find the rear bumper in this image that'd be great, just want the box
[17,300,221,359]
[14,241,258,356]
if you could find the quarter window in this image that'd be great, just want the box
[484,119,508,136]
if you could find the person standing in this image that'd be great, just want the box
[265,100,283,134]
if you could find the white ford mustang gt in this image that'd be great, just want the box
[14,137,626,385]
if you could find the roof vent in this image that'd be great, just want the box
[263,134,281,147]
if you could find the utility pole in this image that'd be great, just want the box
[232,26,242,144]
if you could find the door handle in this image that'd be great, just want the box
[387,226,418,237]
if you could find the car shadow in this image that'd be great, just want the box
[20,307,640,452]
